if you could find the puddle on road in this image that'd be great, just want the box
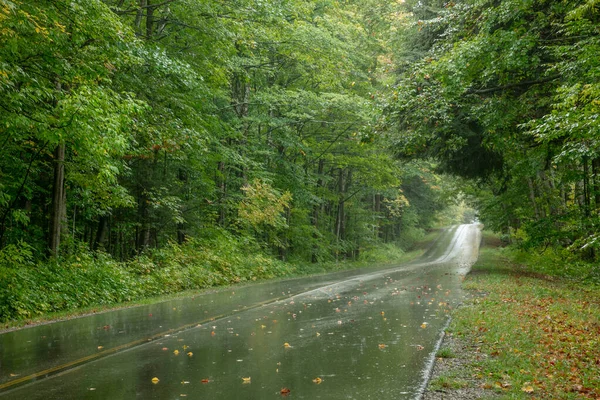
[0,224,480,399]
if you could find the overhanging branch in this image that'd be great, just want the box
[466,75,561,95]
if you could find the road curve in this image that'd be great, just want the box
[0,224,481,399]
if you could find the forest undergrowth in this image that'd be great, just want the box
[0,227,434,329]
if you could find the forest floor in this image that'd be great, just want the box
[424,233,600,399]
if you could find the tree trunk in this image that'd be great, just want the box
[526,177,539,220]
[135,0,146,35]
[93,216,108,251]
[137,195,150,252]
[48,144,66,256]
[310,159,325,262]
[583,156,591,217]
[592,157,600,212]
[217,161,226,226]
[146,0,154,38]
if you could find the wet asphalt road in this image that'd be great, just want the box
[0,224,481,399]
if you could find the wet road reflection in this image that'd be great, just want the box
[0,224,480,399]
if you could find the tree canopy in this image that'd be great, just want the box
[0,0,448,268]
[389,0,600,258]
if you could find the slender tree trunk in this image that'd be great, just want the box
[527,177,539,220]
[135,0,146,35]
[48,144,66,256]
[146,0,154,38]
[592,157,600,212]
[374,193,383,239]
[217,161,226,226]
[583,156,591,217]
[137,195,150,251]
[311,159,324,263]
[93,216,108,251]
[232,70,250,184]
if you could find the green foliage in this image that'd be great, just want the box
[0,229,292,322]
[360,243,406,263]
[238,179,292,229]
[0,0,458,321]
[389,0,600,259]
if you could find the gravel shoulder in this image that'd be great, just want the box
[422,326,497,400]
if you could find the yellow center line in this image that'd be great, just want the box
[0,294,288,392]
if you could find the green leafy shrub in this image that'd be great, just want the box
[0,226,424,323]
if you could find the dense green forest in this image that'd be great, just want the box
[0,0,451,321]
[392,0,600,259]
[1,0,599,321]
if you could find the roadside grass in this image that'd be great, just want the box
[0,229,436,332]
[429,373,469,391]
[447,233,600,399]
[436,347,457,359]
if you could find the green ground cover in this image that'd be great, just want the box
[436,232,600,399]
[0,228,437,330]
